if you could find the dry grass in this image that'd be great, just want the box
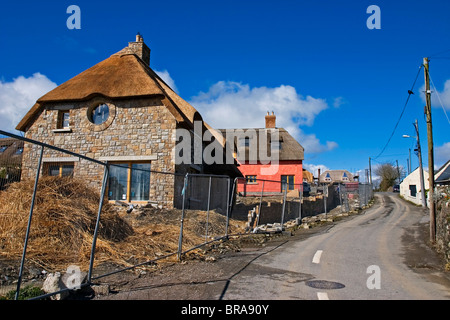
[0,177,245,273]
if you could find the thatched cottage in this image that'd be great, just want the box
[220,112,305,196]
[16,35,240,208]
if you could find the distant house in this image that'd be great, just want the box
[435,160,450,186]
[0,137,24,189]
[320,170,354,184]
[220,112,305,196]
[15,35,240,208]
[302,169,314,183]
[400,161,450,206]
[400,167,429,206]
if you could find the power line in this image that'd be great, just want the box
[428,48,450,58]
[372,64,423,160]
[429,72,450,126]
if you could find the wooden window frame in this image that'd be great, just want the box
[108,161,151,203]
[245,175,257,184]
[281,175,295,191]
[57,110,70,129]
[44,162,74,177]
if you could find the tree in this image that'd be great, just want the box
[374,162,401,191]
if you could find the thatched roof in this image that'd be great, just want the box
[15,39,210,133]
[320,170,354,183]
[0,138,24,162]
[218,128,304,162]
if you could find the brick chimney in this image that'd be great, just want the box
[122,33,151,65]
[265,111,276,128]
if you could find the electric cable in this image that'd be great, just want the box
[372,64,423,160]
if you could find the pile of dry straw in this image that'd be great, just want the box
[0,177,245,273]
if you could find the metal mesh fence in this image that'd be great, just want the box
[0,130,240,300]
[230,177,303,233]
[338,183,374,212]
[0,129,374,299]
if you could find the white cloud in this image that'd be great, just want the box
[0,73,57,133]
[435,142,450,167]
[155,69,178,94]
[420,79,450,110]
[333,96,346,108]
[189,81,338,154]
[303,163,330,176]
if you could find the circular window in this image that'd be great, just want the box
[90,103,110,125]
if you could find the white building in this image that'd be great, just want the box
[400,167,429,206]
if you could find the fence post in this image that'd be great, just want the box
[280,187,287,229]
[205,176,212,242]
[225,178,230,238]
[15,145,44,300]
[298,184,302,221]
[256,180,265,226]
[87,163,109,283]
[177,173,189,261]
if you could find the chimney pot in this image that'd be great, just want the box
[265,111,276,128]
[126,34,151,65]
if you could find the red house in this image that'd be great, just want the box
[220,112,304,196]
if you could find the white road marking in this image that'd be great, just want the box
[317,292,329,300]
[312,250,323,264]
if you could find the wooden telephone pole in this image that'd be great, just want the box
[413,119,426,208]
[423,57,436,242]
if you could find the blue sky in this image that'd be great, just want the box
[1,0,449,181]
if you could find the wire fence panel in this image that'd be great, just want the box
[0,130,109,299]
[0,137,23,191]
[230,177,303,233]
[0,129,375,299]
[339,183,374,212]
[0,130,244,299]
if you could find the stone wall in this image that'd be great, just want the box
[22,96,178,208]
[436,187,450,267]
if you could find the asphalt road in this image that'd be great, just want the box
[221,192,450,300]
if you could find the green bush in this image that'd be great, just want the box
[0,285,45,300]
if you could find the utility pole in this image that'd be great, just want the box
[408,148,411,174]
[423,57,436,242]
[396,160,400,184]
[413,119,426,208]
[369,157,372,184]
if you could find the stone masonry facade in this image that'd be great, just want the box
[22,96,180,208]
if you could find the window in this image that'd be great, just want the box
[44,163,74,177]
[239,137,251,147]
[409,185,417,197]
[342,172,349,181]
[15,147,23,155]
[108,162,151,202]
[281,175,295,191]
[90,103,110,125]
[58,111,70,129]
[246,175,257,184]
[0,146,7,153]
[271,141,282,150]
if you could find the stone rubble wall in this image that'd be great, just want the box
[436,187,450,267]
